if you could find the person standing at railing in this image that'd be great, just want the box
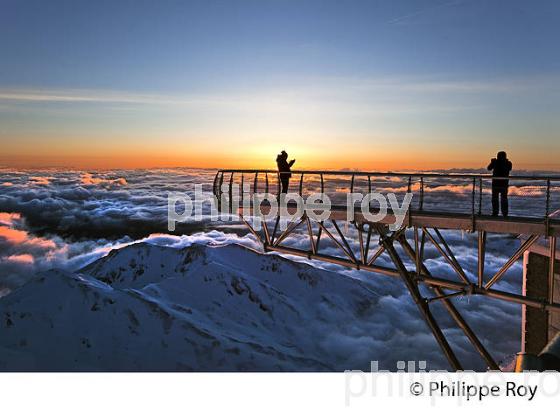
[276,150,295,193]
[487,151,512,217]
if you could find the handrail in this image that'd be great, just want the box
[214,168,560,223]
[216,169,560,182]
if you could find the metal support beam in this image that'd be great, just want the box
[377,227,463,370]
[241,216,264,247]
[316,225,323,251]
[271,215,280,244]
[414,227,421,275]
[261,219,271,245]
[306,216,317,255]
[234,206,560,371]
[266,241,560,313]
[364,224,372,262]
[485,235,539,289]
[434,228,470,283]
[427,291,465,304]
[398,237,499,370]
[332,220,358,264]
[550,236,557,304]
[356,223,366,264]
[318,221,358,264]
[478,231,486,288]
[367,245,385,266]
[423,228,470,284]
[274,218,305,246]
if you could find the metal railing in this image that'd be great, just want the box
[213,169,560,222]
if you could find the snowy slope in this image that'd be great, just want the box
[0,243,389,371]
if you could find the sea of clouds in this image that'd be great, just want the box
[0,167,558,368]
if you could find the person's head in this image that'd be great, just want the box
[280,150,288,159]
[497,151,507,160]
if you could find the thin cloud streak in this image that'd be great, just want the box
[386,0,466,25]
[0,90,208,105]
[0,73,556,106]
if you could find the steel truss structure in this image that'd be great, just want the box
[213,169,560,370]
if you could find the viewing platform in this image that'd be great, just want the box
[214,169,560,371]
[214,169,560,236]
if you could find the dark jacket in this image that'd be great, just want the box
[487,158,512,187]
[276,155,295,178]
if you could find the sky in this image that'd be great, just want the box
[0,0,559,170]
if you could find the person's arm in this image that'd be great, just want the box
[487,158,495,171]
[506,160,512,172]
[289,159,295,167]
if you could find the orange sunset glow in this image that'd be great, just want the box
[1,141,558,171]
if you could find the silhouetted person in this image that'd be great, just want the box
[487,151,512,217]
[276,150,295,194]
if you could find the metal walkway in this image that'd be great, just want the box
[213,169,560,370]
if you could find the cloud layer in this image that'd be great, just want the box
[0,168,545,368]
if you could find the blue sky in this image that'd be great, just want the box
[1,0,559,169]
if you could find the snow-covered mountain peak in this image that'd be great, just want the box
[0,242,383,371]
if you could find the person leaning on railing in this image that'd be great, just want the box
[487,151,512,217]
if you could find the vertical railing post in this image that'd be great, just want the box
[407,175,412,227]
[213,171,223,210]
[253,172,258,194]
[240,173,244,206]
[320,173,324,194]
[471,177,476,230]
[218,172,224,210]
[265,173,269,193]
[299,173,304,196]
[549,236,557,304]
[350,174,355,194]
[228,172,234,213]
[471,177,476,215]
[546,179,551,218]
[212,172,219,197]
[478,177,483,216]
[419,177,424,211]
[545,178,551,234]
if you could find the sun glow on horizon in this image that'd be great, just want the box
[1,2,559,172]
